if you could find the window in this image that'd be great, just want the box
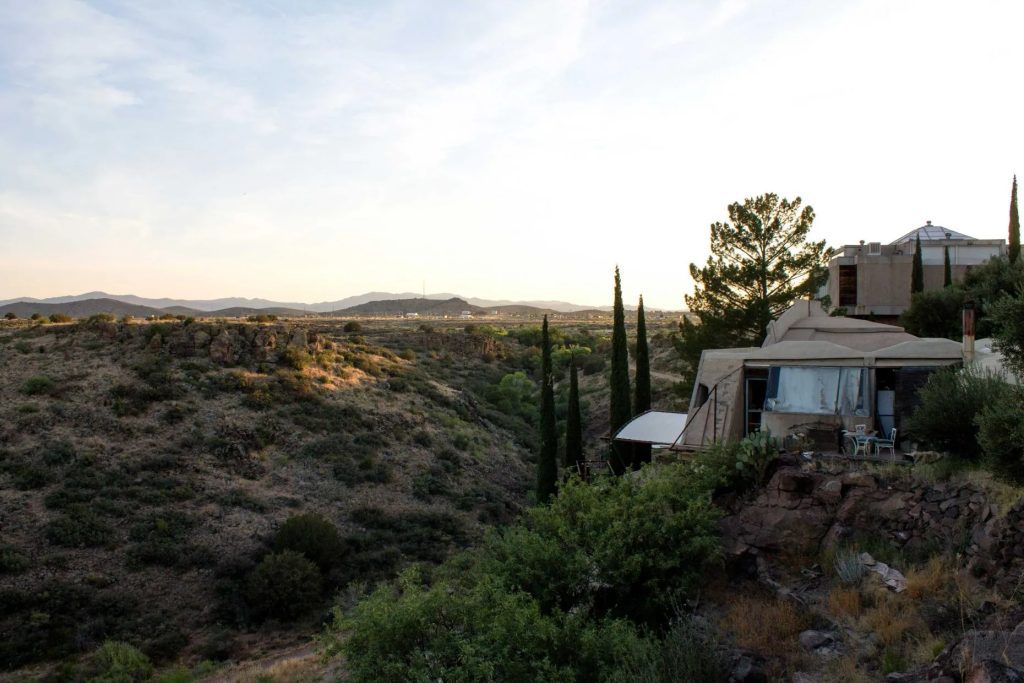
[764,366,868,416]
[838,265,857,307]
[867,242,881,256]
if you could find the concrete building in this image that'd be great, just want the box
[677,300,963,452]
[825,221,1005,320]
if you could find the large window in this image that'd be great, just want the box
[763,366,868,416]
[838,265,857,307]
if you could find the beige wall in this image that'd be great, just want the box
[827,241,1004,317]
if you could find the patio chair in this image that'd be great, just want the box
[874,428,898,460]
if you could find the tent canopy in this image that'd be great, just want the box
[614,410,687,446]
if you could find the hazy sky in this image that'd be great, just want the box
[1,0,1022,310]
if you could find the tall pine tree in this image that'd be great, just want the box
[1010,175,1020,265]
[633,295,652,468]
[536,315,558,503]
[943,245,952,287]
[565,355,583,477]
[912,234,924,294]
[609,267,632,474]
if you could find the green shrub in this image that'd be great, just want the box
[49,313,72,323]
[85,313,116,326]
[245,551,322,621]
[976,389,1024,484]
[30,313,42,321]
[900,287,965,340]
[46,506,115,548]
[273,513,342,572]
[282,346,312,370]
[327,568,651,683]
[247,314,278,323]
[343,321,362,333]
[906,366,1012,460]
[480,465,720,625]
[89,640,153,682]
[43,440,77,466]
[0,545,29,574]
[4,312,16,320]
[14,340,32,354]
[20,375,57,396]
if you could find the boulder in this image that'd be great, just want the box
[966,660,1023,683]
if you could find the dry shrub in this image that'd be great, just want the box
[861,594,925,647]
[906,556,953,599]
[821,655,873,683]
[720,592,809,655]
[827,586,863,619]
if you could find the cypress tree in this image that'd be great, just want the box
[536,315,561,501]
[565,355,583,477]
[1010,175,1020,265]
[536,315,558,504]
[911,234,924,294]
[943,245,952,287]
[633,295,652,467]
[609,267,632,473]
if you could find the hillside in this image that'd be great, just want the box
[336,297,484,316]
[0,319,538,673]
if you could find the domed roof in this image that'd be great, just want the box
[890,221,974,245]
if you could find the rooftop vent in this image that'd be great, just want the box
[867,242,881,255]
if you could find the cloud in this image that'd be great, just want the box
[1,0,1021,309]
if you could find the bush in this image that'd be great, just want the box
[344,321,363,333]
[49,313,72,323]
[900,287,965,340]
[481,465,720,625]
[4,312,16,320]
[273,513,343,572]
[246,551,322,620]
[247,314,278,323]
[976,388,1024,484]
[282,346,312,370]
[20,375,57,396]
[89,640,153,682]
[905,366,1013,460]
[327,568,652,683]
[0,545,29,574]
[46,506,115,548]
[30,313,42,321]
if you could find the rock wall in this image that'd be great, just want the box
[720,463,1022,595]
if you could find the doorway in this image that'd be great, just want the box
[745,369,768,435]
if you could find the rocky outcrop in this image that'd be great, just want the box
[720,464,1022,596]
[72,319,332,368]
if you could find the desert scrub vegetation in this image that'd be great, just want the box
[45,504,117,548]
[272,512,343,573]
[245,550,323,621]
[324,463,723,681]
[20,374,58,396]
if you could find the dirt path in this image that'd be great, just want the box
[201,643,328,682]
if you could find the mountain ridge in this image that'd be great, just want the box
[0,291,668,314]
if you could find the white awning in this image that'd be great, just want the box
[614,410,687,446]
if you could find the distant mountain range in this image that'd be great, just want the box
[0,291,625,314]
[0,291,664,318]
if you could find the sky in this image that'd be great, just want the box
[1,0,1022,311]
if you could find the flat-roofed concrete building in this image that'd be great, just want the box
[825,221,1006,320]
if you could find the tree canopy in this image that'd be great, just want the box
[676,193,831,384]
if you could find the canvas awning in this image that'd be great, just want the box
[613,410,687,446]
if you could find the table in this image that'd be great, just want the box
[842,430,877,457]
